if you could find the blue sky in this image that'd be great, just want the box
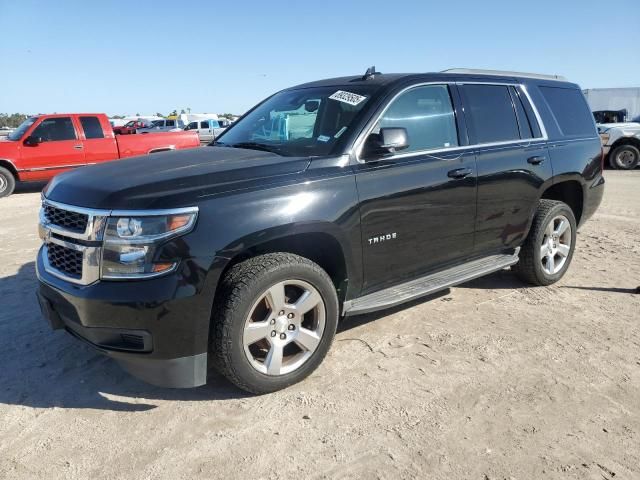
[1,0,638,116]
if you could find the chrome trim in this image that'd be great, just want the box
[442,68,567,82]
[353,81,548,163]
[40,198,109,241]
[26,164,87,172]
[109,206,199,217]
[101,262,179,280]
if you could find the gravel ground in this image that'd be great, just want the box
[1,171,639,480]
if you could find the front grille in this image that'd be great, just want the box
[47,243,83,278]
[44,204,88,233]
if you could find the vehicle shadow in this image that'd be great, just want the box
[14,181,47,194]
[561,285,639,294]
[0,262,248,413]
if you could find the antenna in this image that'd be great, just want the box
[362,66,379,80]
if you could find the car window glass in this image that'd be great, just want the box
[375,84,459,152]
[187,122,198,129]
[540,86,595,137]
[79,116,105,139]
[201,121,209,129]
[166,120,175,127]
[461,85,520,143]
[31,117,76,142]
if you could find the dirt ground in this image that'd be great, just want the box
[0,171,638,480]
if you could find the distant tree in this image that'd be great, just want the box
[155,112,163,118]
[170,109,178,117]
[0,113,29,128]
[187,107,191,114]
[135,112,140,116]
[220,113,235,120]
[180,109,186,115]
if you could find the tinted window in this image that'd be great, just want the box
[540,86,595,137]
[80,116,104,139]
[509,87,533,139]
[166,120,175,127]
[31,117,76,142]
[461,85,520,143]
[187,121,198,129]
[376,84,458,152]
[200,121,209,129]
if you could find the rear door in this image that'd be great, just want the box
[458,83,552,254]
[354,83,477,293]
[78,115,119,164]
[19,116,85,180]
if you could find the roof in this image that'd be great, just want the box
[289,70,577,91]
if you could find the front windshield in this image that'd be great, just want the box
[216,86,374,157]
[7,117,38,141]
[124,121,136,127]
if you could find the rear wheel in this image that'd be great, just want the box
[0,167,16,198]
[610,144,640,170]
[211,253,338,394]
[513,199,577,286]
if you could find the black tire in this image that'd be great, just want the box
[610,144,640,170]
[513,199,577,286]
[211,253,339,394]
[0,166,16,198]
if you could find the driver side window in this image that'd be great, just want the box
[376,85,459,153]
[31,117,76,142]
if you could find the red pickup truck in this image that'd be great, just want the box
[0,113,200,197]
[112,119,152,135]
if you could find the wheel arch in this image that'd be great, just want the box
[212,226,355,308]
[540,180,584,225]
[610,135,640,151]
[0,159,20,179]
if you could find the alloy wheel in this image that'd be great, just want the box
[243,279,326,376]
[540,215,572,275]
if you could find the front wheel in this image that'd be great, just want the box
[211,253,339,394]
[513,199,577,286]
[0,166,16,198]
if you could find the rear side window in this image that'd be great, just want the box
[376,84,459,152]
[166,120,175,127]
[539,86,595,137]
[509,87,533,139]
[460,85,520,144]
[80,116,104,139]
[201,121,209,129]
[31,117,76,142]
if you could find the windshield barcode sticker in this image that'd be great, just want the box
[329,90,367,106]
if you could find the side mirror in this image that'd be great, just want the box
[363,127,409,159]
[24,135,42,146]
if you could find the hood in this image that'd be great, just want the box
[597,122,640,130]
[44,146,311,209]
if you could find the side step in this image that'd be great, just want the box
[343,250,519,316]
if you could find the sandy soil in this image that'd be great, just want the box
[1,172,639,480]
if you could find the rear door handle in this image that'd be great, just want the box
[73,145,83,150]
[527,155,545,165]
[447,167,473,179]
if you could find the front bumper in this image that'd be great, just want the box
[36,246,216,388]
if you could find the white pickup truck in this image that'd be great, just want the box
[598,122,640,170]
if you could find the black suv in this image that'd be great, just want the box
[37,68,604,393]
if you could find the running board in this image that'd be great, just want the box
[343,250,519,316]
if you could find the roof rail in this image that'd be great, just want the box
[442,68,567,82]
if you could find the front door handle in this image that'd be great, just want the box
[73,145,83,150]
[447,167,472,179]
[527,155,545,165]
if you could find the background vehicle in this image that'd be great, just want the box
[137,118,185,133]
[598,122,640,169]
[0,113,200,197]
[184,118,227,142]
[113,119,153,135]
[37,69,604,394]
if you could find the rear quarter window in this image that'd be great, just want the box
[539,86,595,137]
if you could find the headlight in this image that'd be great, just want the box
[101,208,198,279]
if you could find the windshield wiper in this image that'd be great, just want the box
[228,142,283,155]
